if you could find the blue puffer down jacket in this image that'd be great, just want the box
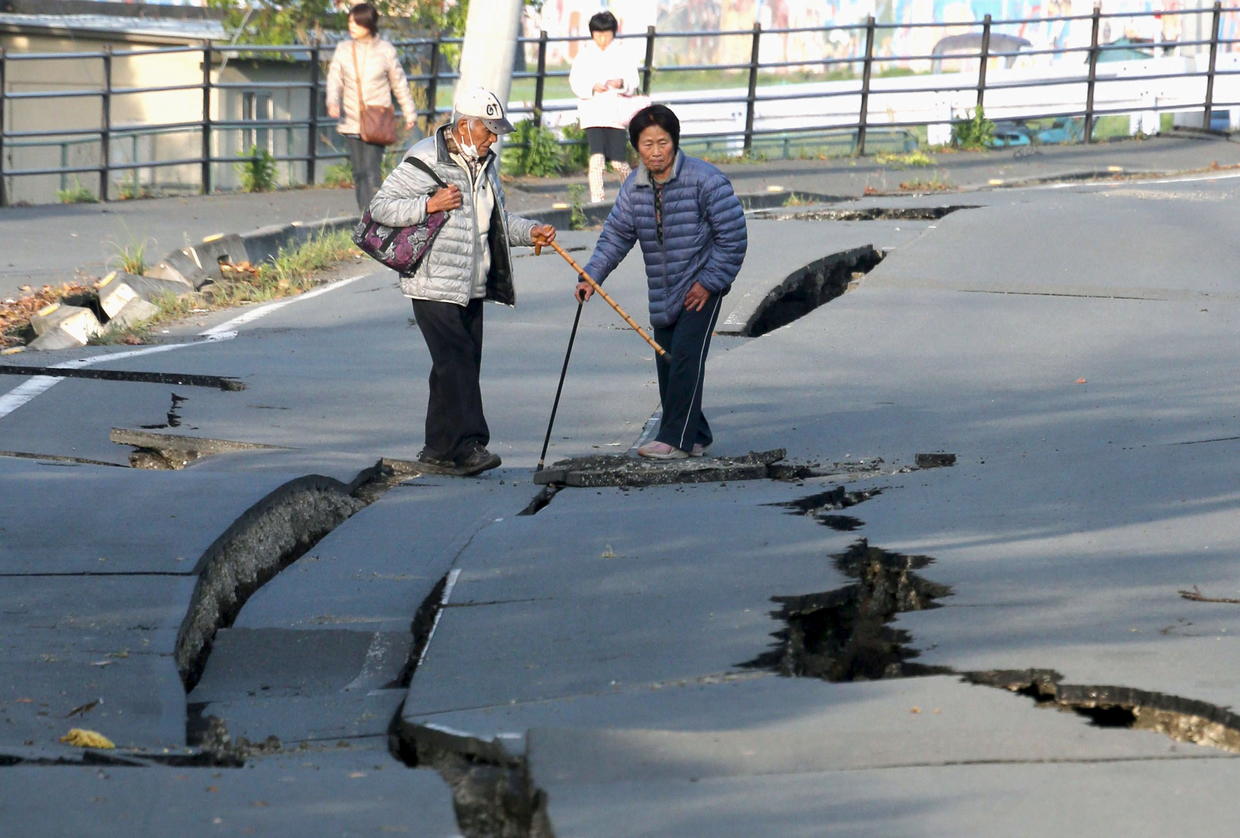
[582,152,747,328]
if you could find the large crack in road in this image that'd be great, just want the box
[748,530,1240,755]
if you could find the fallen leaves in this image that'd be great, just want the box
[1,281,98,347]
[60,728,115,749]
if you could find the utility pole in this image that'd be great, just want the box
[455,0,523,106]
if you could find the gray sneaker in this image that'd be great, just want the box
[456,445,502,475]
[416,450,459,474]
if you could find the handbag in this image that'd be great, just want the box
[352,156,449,276]
[351,41,397,146]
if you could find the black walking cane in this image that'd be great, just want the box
[536,298,584,472]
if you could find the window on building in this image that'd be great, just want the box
[241,90,273,151]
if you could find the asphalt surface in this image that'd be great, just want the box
[2,131,1237,301]
[3,133,1240,836]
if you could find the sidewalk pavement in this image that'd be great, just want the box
[2,132,1237,304]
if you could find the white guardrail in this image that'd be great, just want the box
[508,52,1240,149]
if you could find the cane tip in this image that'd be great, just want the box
[535,245,542,256]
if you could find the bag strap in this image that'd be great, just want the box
[350,41,366,120]
[404,154,449,190]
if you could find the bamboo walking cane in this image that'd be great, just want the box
[537,240,666,356]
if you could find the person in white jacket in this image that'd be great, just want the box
[569,11,640,203]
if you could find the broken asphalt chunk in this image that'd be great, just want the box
[532,448,788,488]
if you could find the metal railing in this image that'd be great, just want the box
[1,4,1238,206]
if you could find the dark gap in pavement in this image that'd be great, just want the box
[769,485,884,531]
[743,245,884,338]
[175,459,415,691]
[0,450,127,467]
[746,538,1240,754]
[518,484,560,516]
[962,670,1240,753]
[752,205,977,222]
[0,365,246,391]
[138,392,187,430]
[111,427,289,471]
[184,714,279,767]
[384,570,553,837]
[397,572,452,689]
[745,538,953,680]
[390,716,554,838]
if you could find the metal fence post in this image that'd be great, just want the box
[308,39,320,186]
[1203,0,1222,130]
[100,45,112,202]
[201,40,213,194]
[976,14,992,113]
[743,23,761,156]
[1084,4,1101,143]
[533,30,548,124]
[857,16,876,156]
[426,34,440,127]
[642,25,656,95]
[0,47,7,208]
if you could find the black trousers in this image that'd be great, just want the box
[652,293,724,451]
[411,298,489,461]
[346,134,386,212]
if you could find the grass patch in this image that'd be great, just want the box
[56,178,98,204]
[875,150,934,168]
[897,173,953,192]
[235,145,278,193]
[95,229,360,346]
[323,160,354,189]
[108,238,151,275]
[566,184,587,230]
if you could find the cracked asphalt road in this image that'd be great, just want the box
[4,140,1240,835]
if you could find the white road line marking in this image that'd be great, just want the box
[201,273,367,336]
[0,273,369,421]
[1033,171,1240,191]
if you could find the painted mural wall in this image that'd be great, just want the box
[526,0,1230,70]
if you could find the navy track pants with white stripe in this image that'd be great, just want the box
[653,293,723,452]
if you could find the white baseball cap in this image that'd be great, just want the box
[453,86,515,135]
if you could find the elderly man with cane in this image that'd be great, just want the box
[574,104,747,459]
[369,87,556,476]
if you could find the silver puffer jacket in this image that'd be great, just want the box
[368,126,538,306]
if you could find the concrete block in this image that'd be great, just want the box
[290,215,358,246]
[97,271,192,318]
[193,232,249,276]
[28,302,101,343]
[27,327,88,351]
[241,222,298,266]
[104,297,160,330]
[146,235,247,290]
[147,246,211,288]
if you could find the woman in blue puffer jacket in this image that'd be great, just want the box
[578,104,748,459]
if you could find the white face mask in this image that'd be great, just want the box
[455,118,482,160]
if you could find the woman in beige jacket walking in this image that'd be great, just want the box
[326,3,416,210]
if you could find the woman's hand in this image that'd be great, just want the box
[327,103,340,119]
[404,114,417,130]
[684,281,711,312]
[426,185,461,213]
[575,281,594,303]
[531,225,557,247]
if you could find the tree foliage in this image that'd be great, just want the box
[207,0,472,45]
